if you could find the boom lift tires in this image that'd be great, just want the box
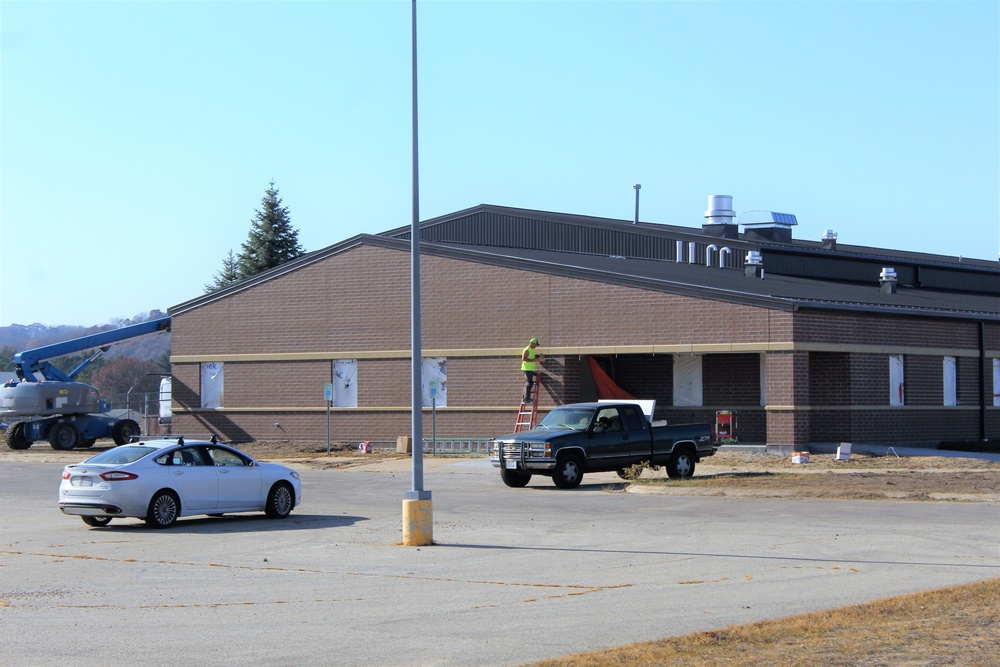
[6,423,29,450]
[112,419,140,446]
[48,422,79,450]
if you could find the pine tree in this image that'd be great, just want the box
[236,180,305,278]
[204,249,241,293]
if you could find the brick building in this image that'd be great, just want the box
[168,199,1000,449]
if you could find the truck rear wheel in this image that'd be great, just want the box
[500,468,532,488]
[112,419,140,445]
[666,448,696,479]
[48,422,79,450]
[552,454,584,489]
[6,423,30,450]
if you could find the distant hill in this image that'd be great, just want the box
[0,312,171,363]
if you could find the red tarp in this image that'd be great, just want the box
[587,356,635,400]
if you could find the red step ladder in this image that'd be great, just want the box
[514,374,542,432]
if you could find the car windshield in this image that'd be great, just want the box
[536,408,593,430]
[84,446,159,465]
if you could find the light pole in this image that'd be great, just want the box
[402,0,432,546]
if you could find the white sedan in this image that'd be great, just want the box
[58,437,302,528]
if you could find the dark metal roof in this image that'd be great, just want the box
[384,204,1000,295]
[413,241,1000,321]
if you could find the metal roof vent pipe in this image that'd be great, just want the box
[880,267,898,294]
[822,229,838,251]
[745,250,764,278]
[702,195,739,239]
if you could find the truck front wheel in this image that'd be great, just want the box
[666,448,696,479]
[500,468,532,488]
[552,454,584,489]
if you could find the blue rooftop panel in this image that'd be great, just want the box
[739,210,798,227]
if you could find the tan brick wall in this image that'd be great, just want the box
[170,245,1000,446]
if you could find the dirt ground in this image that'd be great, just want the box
[646,449,1000,501]
[6,438,999,502]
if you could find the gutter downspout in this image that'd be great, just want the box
[979,321,987,442]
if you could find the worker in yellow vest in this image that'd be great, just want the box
[521,337,544,403]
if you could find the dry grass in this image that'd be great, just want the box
[626,451,1000,501]
[526,578,1000,667]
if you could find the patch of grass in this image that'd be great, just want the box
[526,578,1000,667]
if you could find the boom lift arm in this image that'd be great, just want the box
[14,317,171,382]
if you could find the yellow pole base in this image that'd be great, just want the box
[402,498,433,546]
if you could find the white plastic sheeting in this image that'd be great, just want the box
[943,356,957,406]
[889,354,904,406]
[993,359,999,407]
[333,359,357,407]
[201,362,224,409]
[673,354,703,407]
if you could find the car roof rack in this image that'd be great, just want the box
[126,434,221,445]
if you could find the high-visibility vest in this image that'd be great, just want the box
[521,346,538,371]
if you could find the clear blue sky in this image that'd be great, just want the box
[2,0,998,327]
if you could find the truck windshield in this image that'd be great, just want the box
[536,408,592,430]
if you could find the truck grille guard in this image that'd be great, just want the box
[498,441,551,462]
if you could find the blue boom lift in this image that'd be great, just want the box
[1,317,171,450]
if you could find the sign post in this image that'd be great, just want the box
[324,383,333,455]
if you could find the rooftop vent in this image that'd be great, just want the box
[880,267,898,294]
[745,250,763,278]
[702,195,739,239]
[739,210,798,244]
[822,229,838,251]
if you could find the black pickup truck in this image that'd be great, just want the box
[491,402,715,489]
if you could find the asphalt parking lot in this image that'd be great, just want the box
[2,455,998,667]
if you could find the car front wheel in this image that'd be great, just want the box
[265,482,294,519]
[146,490,179,528]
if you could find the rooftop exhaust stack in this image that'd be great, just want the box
[745,250,764,278]
[880,267,898,294]
[740,210,798,244]
[702,195,738,239]
[633,184,641,224]
[822,229,838,251]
